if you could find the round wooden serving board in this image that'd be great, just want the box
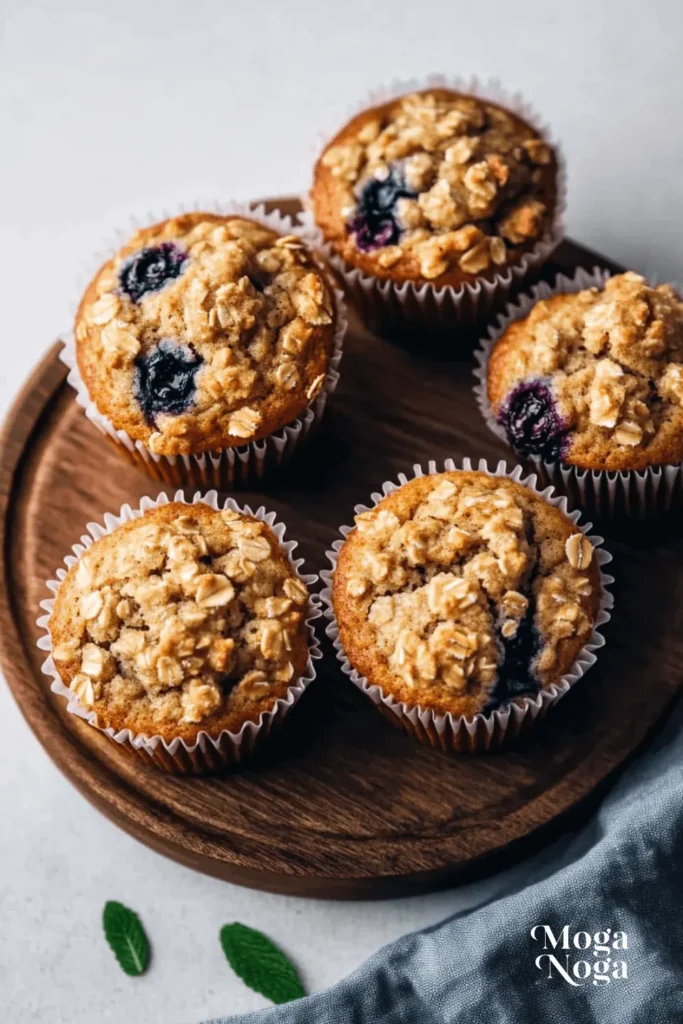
[1,197,681,899]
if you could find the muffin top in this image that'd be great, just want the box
[311,88,557,287]
[75,213,337,456]
[487,273,683,471]
[48,502,311,743]
[332,472,600,718]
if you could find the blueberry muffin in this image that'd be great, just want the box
[332,472,600,721]
[48,502,311,748]
[74,213,338,456]
[487,273,683,471]
[311,88,558,288]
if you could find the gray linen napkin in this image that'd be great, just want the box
[204,699,683,1024]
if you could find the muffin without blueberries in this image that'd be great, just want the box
[487,272,683,471]
[311,87,559,289]
[48,501,311,746]
[332,471,600,720]
[74,212,339,457]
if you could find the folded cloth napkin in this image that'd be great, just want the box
[205,699,683,1024]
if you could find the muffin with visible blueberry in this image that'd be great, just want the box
[309,86,561,337]
[46,500,314,773]
[485,273,683,475]
[329,470,603,751]
[71,211,343,485]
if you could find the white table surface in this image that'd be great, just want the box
[1,1,682,1021]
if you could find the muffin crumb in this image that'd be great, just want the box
[48,502,310,742]
[312,88,558,287]
[333,472,600,718]
[75,213,337,455]
[487,273,683,471]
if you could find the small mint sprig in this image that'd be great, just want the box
[220,922,305,1004]
[103,901,150,977]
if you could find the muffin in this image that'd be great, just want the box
[309,84,561,338]
[69,209,344,486]
[44,499,315,772]
[480,272,683,513]
[328,469,606,750]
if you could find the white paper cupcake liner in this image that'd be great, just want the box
[59,200,347,489]
[301,74,566,342]
[37,490,322,774]
[473,267,683,518]
[320,457,613,754]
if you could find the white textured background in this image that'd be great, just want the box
[1,1,682,1021]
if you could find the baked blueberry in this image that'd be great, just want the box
[119,242,188,302]
[348,165,415,252]
[134,340,202,423]
[484,613,540,712]
[498,379,569,460]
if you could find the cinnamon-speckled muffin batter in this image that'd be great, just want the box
[487,273,683,471]
[75,213,338,456]
[311,88,558,288]
[48,502,311,743]
[333,472,600,718]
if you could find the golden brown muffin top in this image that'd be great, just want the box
[75,213,337,456]
[487,272,683,471]
[48,502,310,743]
[311,88,557,286]
[332,472,600,718]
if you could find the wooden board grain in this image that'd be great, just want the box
[0,197,681,899]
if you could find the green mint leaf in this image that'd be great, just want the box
[102,901,150,977]
[219,922,305,1005]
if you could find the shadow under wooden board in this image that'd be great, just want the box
[1,196,682,900]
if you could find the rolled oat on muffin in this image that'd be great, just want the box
[486,272,683,472]
[69,209,344,485]
[327,469,607,749]
[312,87,558,290]
[45,499,314,771]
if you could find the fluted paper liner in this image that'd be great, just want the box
[473,267,683,517]
[301,74,566,341]
[37,490,322,774]
[321,458,613,754]
[59,200,346,488]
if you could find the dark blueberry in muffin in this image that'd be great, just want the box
[247,273,265,293]
[484,612,540,712]
[119,243,188,302]
[498,379,569,460]
[134,339,202,423]
[348,164,416,252]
